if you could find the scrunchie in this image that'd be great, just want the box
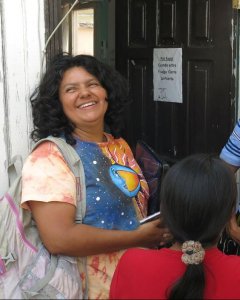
[181,240,205,265]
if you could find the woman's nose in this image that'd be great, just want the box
[79,86,90,98]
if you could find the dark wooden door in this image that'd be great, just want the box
[116,0,236,159]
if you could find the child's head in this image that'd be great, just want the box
[160,153,237,247]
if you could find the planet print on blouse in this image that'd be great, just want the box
[74,137,142,230]
[109,164,140,197]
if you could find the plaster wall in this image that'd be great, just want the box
[0,0,45,195]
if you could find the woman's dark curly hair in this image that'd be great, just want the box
[30,53,130,145]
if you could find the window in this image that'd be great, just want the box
[72,8,94,55]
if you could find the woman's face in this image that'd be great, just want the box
[59,66,108,129]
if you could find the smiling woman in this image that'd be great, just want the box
[20,53,172,299]
[59,66,108,141]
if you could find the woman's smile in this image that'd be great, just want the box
[77,101,97,109]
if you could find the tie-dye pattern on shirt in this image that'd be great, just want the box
[21,135,149,299]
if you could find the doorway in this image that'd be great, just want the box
[115,0,237,159]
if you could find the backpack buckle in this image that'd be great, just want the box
[2,252,17,265]
[0,252,17,274]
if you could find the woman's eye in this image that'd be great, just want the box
[89,82,99,87]
[66,87,75,92]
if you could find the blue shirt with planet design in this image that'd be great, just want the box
[74,136,144,230]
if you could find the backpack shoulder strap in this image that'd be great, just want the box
[32,137,86,222]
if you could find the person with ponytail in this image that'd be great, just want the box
[110,153,240,299]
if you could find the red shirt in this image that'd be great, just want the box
[110,247,240,299]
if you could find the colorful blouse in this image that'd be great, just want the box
[21,133,149,299]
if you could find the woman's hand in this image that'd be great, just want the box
[135,217,173,248]
[226,213,240,244]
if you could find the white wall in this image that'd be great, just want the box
[0,0,45,195]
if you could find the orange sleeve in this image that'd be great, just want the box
[21,141,76,210]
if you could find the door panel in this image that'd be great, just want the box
[189,0,211,45]
[116,0,235,159]
[127,58,157,144]
[157,0,178,45]
[188,60,213,153]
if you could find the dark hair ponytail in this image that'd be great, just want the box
[168,265,204,299]
[160,154,237,299]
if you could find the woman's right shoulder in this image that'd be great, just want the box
[23,141,68,171]
[29,141,65,161]
[31,140,61,154]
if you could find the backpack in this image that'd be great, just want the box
[0,136,86,299]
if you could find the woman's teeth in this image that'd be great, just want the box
[79,101,96,108]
